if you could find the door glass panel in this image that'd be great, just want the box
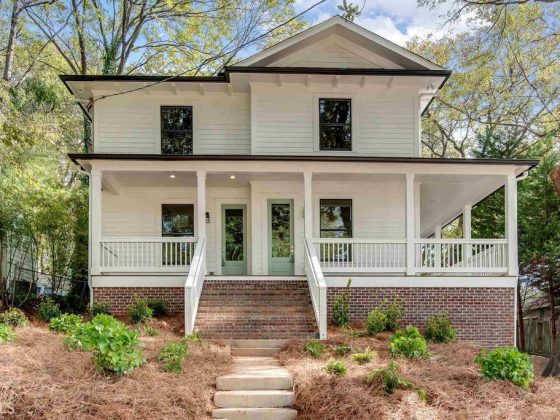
[270,203,291,258]
[224,208,244,261]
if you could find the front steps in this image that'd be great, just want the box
[195,279,318,339]
[213,340,297,420]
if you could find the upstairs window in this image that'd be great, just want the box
[319,98,351,151]
[161,106,193,155]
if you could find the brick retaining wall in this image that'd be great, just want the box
[93,287,184,315]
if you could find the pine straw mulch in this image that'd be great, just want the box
[0,319,232,419]
[278,328,560,420]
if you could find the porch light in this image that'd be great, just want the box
[170,174,176,179]
[229,175,236,180]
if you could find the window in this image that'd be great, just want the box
[320,199,352,238]
[162,204,194,237]
[161,106,193,155]
[319,98,351,151]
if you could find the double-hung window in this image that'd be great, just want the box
[161,106,193,155]
[319,98,352,151]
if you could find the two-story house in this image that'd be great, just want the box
[63,16,537,347]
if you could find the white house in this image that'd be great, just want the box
[63,17,537,346]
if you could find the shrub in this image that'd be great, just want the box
[476,347,534,390]
[143,325,159,337]
[49,314,83,334]
[0,324,16,342]
[147,298,169,317]
[366,308,387,336]
[390,326,429,359]
[89,302,112,317]
[382,299,404,332]
[66,314,145,375]
[37,298,61,322]
[304,340,325,358]
[325,359,347,375]
[127,296,153,324]
[366,361,426,400]
[332,279,351,327]
[183,330,202,343]
[158,341,190,374]
[352,348,377,365]
[331,344,352,355]
[425,313,457,343]
[0,307,28,327]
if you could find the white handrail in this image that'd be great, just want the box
[304,238,327,339]
[184,237,206,335]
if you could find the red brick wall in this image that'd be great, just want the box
[93,287,183,315]
[327,287,515,348]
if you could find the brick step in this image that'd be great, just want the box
[197,306,313,313]
[204,331,318,339]
[212,408,297,420]
[200,291,311,298]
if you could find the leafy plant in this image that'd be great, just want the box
[382,299,404,332]
[331,344,352,355]
[158,341,190,374]
[37,298,61,322]
[366,361,426,400]
[89,302,112,317]
[366,308,387,336]
[332,278,351,327]
[127,295,153,324]
[0,307,28,327]
[143,325,159,337]
[424,313,457,343]
[147,298,169,317]
[325,359,347,375]
[352,348,377,365]
[304,340,325,358]
[183,330,202,343]
[0,324,16,342]
[49,313,83,334]
[66,314,145,375]
[390,326,429,359]
[476,347,534,389]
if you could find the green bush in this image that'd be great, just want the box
[366,361,426,400]
[183,330,202,343]
[304,340,325,358]
[476,347,534,390]
[49,313,83,334]
[66,314,145,375]
[147,298,169,317]
[0,307,28,327]
[0,323,16,342]
[390,326,429,359]
[127,296,153,324]
[382,299,404,332]
[424,313,457,343]
[352,348,377,365]
[37,298,62,322]
[325,359,347,375]
[366,308,387,336]
[331,344,352,355]
[332,279,351,327]
[158,341,190,374]
[89,302,112,317]
[143,325,159,337]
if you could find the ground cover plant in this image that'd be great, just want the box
[352,348,377,365]
[366,360,426,401]
[476,347,534,390]
[158,340,190,374]
[390,326,429,359]
[0,323,16,342]
[89,302,112,317]
[37,298,62,322]
[148,298,169,318]
[424,313,457,343]
[325,359,347,375]
[0,308,28,327]
[332,279,351,327]
[304,340,325,358]
[49,313,83,334]
[127,295,153,324]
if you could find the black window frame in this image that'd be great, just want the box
[160,105,193,155]
[161,204,195,237]
[318,98,352,151]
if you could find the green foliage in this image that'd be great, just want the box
[127,296,153,324]
[0,323,17,342]
[89,302,112,317]
[332,279,351,327]
[366,308,387,336]
[143,325,159,337]
[366,361,427,400]
[66,314,145,375]
[331,344,352,355]
[351,348,377,365]
[49,313,83,334]
[0,307,28,327]
[325,359,347,375]
[390,326,429,359]
[382,299,404,332]
[476,347,534,390]
[304,340,325,358]
[158,341,190,374]
[147,298,169,318]
[182,330,203,343]
[424,313,457,343]
[37,298,62,322]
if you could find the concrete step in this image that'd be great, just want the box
[232,348,280,357]
[217,372,292,391]
[214,390,294,409]
[212,407,297,420]
[232,339,287,348]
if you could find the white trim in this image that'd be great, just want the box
[92,275,185,287]
[324,276,517,288]
[206,275,305,281]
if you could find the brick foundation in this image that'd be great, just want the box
[93,287,184,315]
[327,287,515,348]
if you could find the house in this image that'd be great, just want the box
[62,16,537,347]
[0,233,36,305]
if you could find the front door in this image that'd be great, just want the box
[221,205,247,276]
[268,199,294,275]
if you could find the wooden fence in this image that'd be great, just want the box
[523,318,560,356]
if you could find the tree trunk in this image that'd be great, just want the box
[3,0,20,81]
[543,270,559,376]
[517,284,525,351]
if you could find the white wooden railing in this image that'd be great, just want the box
[414,239,508,273]
[184,238,206,335]
[99,237,197,272]
[304,239,327,339]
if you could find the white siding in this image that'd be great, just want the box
[292,44,378,68]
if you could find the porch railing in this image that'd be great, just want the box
[99,237,197,272]
[304,239,327,339]
[185,237,206,335]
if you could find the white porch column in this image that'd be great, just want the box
[304,172,313,239]
[196,171,206,239]
[434,224,442,269]
[91,169,102,275]
[463,203,472,264]
[505,173,518,276]
[406,173,415,275]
